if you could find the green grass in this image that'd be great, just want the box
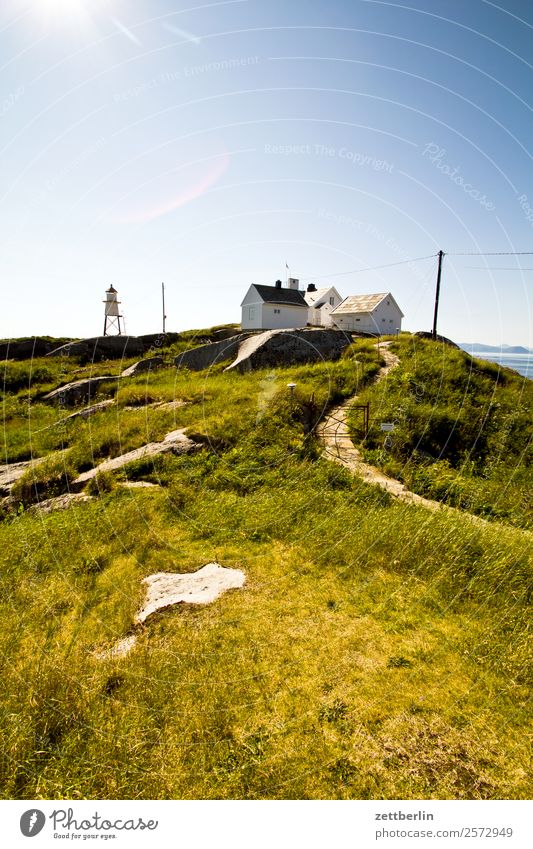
[0,335,531,799]
[348,337,533,529]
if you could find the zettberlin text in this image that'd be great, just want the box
[375,811,434,821]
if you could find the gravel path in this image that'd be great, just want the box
[317,345,462,514]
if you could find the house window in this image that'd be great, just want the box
[329,297,334,305]
[248,307,255,320]
[274,308,281,314]
[355,318,360,322]
[387,300,390,305]
[389,319,393,323]
[382,318,386,322]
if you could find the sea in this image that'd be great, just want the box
[468,352,532,379]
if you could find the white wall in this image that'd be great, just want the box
[260,303,308,329]
[372,298,403,333]
[241,301,263,330]
[310,303,333,326]
[332,312,376,333]
[307,288,343,327]
[241,287,308,330]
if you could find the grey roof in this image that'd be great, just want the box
[252,284,308,307]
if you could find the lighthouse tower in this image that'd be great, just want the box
[103,285,123,336]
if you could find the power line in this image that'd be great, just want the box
[448,251,533,256]
[303,253,437,281]
[462,266,533,270]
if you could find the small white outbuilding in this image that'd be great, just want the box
[241,280,309,330]
[330,292,403,334]
[304,285,344,327]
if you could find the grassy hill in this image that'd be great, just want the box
[348,336,532,530]
[0,334,531,799]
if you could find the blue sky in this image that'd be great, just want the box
[1,0,532,345]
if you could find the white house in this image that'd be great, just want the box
[241,280,309,330]
[330,292,403,334]
[304,285,344,327]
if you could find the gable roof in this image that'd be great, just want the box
[304,286,341,307]
[250,284,308,307]
[331,292,403,317]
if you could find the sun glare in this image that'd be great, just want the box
[41,0,85,13]
[37,0,105,27]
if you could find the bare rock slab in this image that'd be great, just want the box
[42,376,119,406]
[226,328,352,372]
[63,399,115,421]
[174,333,251,371]
[121,357,165,378]
[136,563,246,624]
[97,563,245,660]
[0,461,31,495]
[29,493,94,514]
[71,428,197,490]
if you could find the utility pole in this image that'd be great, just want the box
[432,250,444,341]
[162,282,167,334]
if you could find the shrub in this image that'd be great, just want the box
[1,361,57,394]
[85,471,116,496]
[10,454,75,506]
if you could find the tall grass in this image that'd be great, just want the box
[348,337,532,528]
[0,336,531,799]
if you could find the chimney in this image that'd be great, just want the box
[275,279,282,289]
[288,277,299,290]
[306,283,317,293]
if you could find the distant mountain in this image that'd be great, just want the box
[460,343,531,354]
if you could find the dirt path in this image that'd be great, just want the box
[317,344,460,514]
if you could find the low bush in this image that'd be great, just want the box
[10,454,75,506]
[85,470,116,496]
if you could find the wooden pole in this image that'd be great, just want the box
[432,250,444,340]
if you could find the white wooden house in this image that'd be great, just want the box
[241,281,309,330]
[304,285,343,327]
[330,292,403,334]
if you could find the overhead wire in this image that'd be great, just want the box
[447,251,533,256]
[301,253,437,281]
[462,266,533,271]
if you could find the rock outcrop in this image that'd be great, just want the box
[47,336,146,361]
[28,493,94,514]
[96,563,246,659]
[41,376,120,406]
[0,337,73,360]
[136,563,246,624]
[225,328,353,372]
[121,357,165,378]
[71,428,197,490]
[414,331,459,348]
[0,461,31,496]
[63,399,115,421]
[46,334,183,362]
[174,333,250,371]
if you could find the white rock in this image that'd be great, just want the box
[136,563,246,624]
[97,563,245,660]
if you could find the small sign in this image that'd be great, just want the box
[380,422,395,432]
